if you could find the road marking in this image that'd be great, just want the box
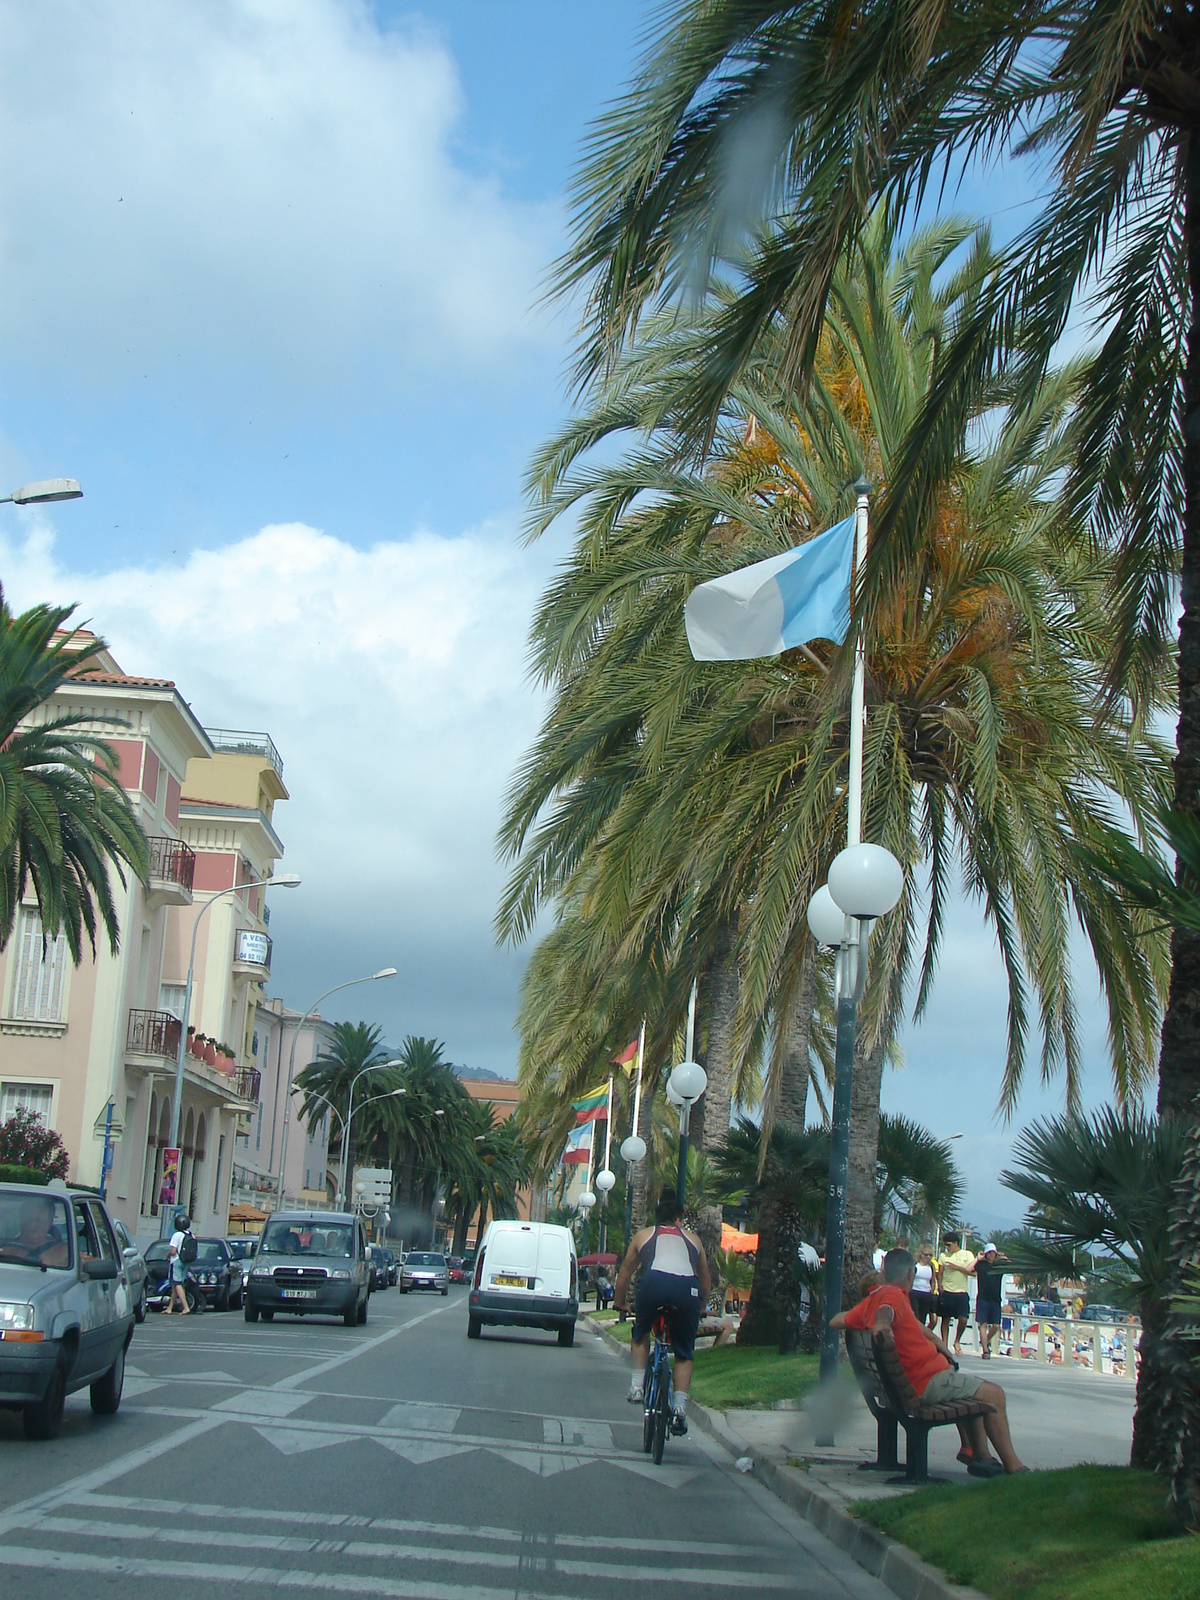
[68,1493,762,1556]
[271,1300,456,1391]
[122,1377,166,1398]
[375,1438,466,1465]
[380,1402,460,1433]
[542,1417,612,1448]
[487,1448,587,1478]
[0,1415,226,1537]
[253,1427,358,1456]
[11,1514,794,1586]
[215,1390,315,1417]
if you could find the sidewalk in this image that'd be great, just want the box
[699,1346,1135,1513]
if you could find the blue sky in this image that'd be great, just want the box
[0,1,1126,1227]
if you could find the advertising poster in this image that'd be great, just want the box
[159,1146,180,1207]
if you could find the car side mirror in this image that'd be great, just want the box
[83,1257,120,1281]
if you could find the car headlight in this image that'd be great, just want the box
[0,1302,35,1331]
[251,1264,273,1277]
[329,1269,351,1279]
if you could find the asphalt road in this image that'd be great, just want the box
[0,1286,890,1600]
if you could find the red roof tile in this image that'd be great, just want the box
[64,671,177,689]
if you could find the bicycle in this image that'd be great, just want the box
[641,1308,674,1465]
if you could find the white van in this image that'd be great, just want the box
[467,1221,579,1346]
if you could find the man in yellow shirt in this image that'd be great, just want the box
[938,1233,977,1355]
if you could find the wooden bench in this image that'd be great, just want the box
[871,1315,997,1483]
[843,1328,900,1472]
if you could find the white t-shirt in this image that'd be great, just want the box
[913,1260,934,1294]
[872,1248,885,1272]
[169,1230,186,1275]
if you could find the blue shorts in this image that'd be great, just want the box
[632,1270,702,1361]
[170,1259,186,1284]
[976,1299,1002,1325]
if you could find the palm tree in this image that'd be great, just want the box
[503,212,1170,1300]
[295,1021,397,1192]
[875,1115,963,1238]
[1000,1108,1188,1475]
[0,589,149,958]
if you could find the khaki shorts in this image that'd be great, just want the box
[920,1368,985,1405]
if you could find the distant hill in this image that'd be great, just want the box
[450,1063,514,1084]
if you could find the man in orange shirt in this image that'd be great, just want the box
[831,1248,1027,1475]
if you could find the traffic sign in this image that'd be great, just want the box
[353,1166,392,1204]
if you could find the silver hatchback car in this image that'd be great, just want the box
[399,1250,449,1294]
[0,1183,135,1439]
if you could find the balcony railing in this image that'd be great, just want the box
[127,1009,181,1059]
[204,727,284,781]
[234,1066,262,1103]
[147,835,196,891]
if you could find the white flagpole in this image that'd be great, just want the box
[631,1018,645,1139]
[603,1073,614,1171]
[845,479,871,849]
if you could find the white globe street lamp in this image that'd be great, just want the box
[619,1135,646,1165]
[827,842,904,918]
[806,884,847,948]
[594,1169,616,1194]
[578,1191,596,1210]
[669,1060,707,1104]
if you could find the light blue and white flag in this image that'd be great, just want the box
[684,513,856,661]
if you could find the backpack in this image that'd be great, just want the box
[179,1231,198,1264]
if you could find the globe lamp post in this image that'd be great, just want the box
[668,1059,707,1206]
[807,842,903,1391]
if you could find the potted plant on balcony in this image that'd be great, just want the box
[190,1031,205,1059]
[217,1043,236,1075]
[203,1037,218,1068]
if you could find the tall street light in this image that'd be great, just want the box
[0,477,83,506]
[296,1088,346,1200]
[273,968,397,1212]
[666,979,706,1207]
[340,1059,405,1205]
[807,842,903,1390]
[160,870,301,1236]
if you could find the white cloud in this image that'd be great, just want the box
[0,0,554,391]
[1,514,548,1069]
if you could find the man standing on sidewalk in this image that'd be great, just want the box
[938,1233,976,1355]
[974,1244,1006,1359]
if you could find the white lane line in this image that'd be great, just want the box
[271,1300,456,1391]
[70,1492,762,1556]
[0,1548,583,1600]
[0,1415,226,1537]
[380,1403,460,1433]
[17,1514,794,1586]
[214,1390,315,1417]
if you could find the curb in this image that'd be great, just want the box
[586,1315,986,1600]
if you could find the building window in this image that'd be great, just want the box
[1,1080,54,1125]
[7,909,68,1022]
[158,984,187,1021]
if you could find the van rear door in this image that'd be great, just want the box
[486,1227,538,1290]
[536,1230,568,1295]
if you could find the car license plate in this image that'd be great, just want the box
[281,1289,317,1299]
[492,1275,528,1289]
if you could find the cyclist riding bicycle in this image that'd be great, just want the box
[614,1186,712,1435]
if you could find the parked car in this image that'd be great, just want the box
[1029,1299,1065,1318]
[243,1212,371,1326]
[382,1249,398,1285]
[1078,1303,1127,1323]
[112,1217,148,1322]
[368,1246,390,1291]
[399,1251,450,1295]
[191,1238,244,1310]
[467,1221,578,1346]
[0,1182,135,1440]
[447,1256,466,1283]
[225,1237,257,1267]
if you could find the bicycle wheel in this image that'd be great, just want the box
[642,1361,656,1453]
[652,1364,670,1464]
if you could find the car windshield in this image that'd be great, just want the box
[407,1253,444,1267]
[0,1192,71,1269]
[260,1221,354,1257]
[194,1242,227,1263]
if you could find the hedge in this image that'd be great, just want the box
[0,1165,50,1186]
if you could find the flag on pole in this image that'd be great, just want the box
[572,1085,608,1116]
[562,1124,593,1164]
[612,1038,639,1069]
[684,513,856,661]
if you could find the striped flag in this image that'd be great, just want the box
[612,1038,639,1067]
[572,1085,608,1123]
[562,1124,593,1164]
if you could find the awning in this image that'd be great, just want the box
[720,1224,758,1255]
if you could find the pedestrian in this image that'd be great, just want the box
[974,1244,1006,1359]
[938,1232,977,1355]
[165,1210,194,1315]
[911,1240,937,1326]
[830,1248,1028,1475]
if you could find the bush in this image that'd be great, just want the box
[0,1163,49,1186]
[0,1106,70,1179]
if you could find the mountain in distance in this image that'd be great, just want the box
[450,1062,513,1084]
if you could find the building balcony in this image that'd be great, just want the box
[144,835,196,908]
[205,727,284,781]
[126,1008,182,1061]
[232,928,272,982]
[234,1065,262,1104]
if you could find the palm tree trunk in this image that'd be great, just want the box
[693,917,739,1285]
[843,1031,887,1300]
[1143,128,1200,1500]
[739,945,817,1346]
[452,1200,470,1257]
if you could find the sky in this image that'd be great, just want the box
[0,0,1130,1227]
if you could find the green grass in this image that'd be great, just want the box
[585,1311,819,1407]
[855,1466,1193,1600]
